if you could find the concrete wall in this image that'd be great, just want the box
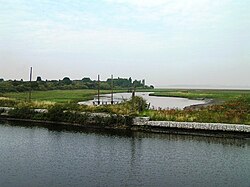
[133,117,250,133]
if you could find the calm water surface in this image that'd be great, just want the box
[79,92,206,109]
[0,121,250,187]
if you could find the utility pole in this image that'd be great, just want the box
[111,74,114,104]
[97,74,100,105]
[28,67,33,102]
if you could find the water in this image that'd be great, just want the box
[79,92,206,109]
[0,121,250,187]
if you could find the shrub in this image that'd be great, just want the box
[46,105,65,121]
[8,106,36,119]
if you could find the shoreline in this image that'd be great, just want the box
[184,98,222,110]
[148,93,221,110]
[1,116,249,139]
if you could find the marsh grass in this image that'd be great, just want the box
[142,96,250,124]
[2,89,116,103]
[6,97,143,126]
[150,89,250,101]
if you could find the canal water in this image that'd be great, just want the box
[0,121,250,187]
[79,92,206,109]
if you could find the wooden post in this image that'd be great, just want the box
[111,74,114,104]
[132,85,136,98]
[28,67,32,102]
[97,74,100,105]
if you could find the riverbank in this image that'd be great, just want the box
[184,98,221,110]
[1,115,249,138]
[133,117,250,138]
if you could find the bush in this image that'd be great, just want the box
[46,105,65,121]
[9,106,36,119]
[0,97,18,107]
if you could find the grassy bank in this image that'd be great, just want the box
[150,89,250,102]
[142,98,250,124]
[0,96,148,128]
[0,89,116,103]
[145,89,250,124]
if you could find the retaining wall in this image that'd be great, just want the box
[133,117,250,133]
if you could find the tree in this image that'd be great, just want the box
[82,77,92,82]
[129,77,132,84]
[62,77,72,85]
[133,80,142,87]
[36,76,42,82]
[142,79,145,87]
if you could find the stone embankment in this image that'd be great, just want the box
[1,107,250,136]
[133,117,250,133]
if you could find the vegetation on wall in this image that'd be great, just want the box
[3,96,146,126]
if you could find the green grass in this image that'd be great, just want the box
[1,89,117,103]
[150,89,250,102]
[143,89,250,124]
[141,98,250,124]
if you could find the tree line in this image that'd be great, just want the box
[0,77,154,93]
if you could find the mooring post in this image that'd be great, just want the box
[97,74,100,105]
[28,67,33,102]
[131,85,136,112]
[111,74,114,104]
[132,85,136,98]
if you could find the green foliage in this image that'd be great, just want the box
[82,77,92,82]
[2,90,102,103]
[0,77,152,93]
[142,97,250,124]
[61,77,72,85]
[36,76,42,81]
[149,89,250,101]
[8,106,37,119]
[46,105,65,121]
[6,102,133,126]
[127,96,148,112]
[83,96,148,116]
[0,97,18,107]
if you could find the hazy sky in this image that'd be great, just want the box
[0,0,249,87]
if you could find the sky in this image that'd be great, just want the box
[0,0,249,88]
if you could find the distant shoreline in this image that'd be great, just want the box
[155,87,250,90]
